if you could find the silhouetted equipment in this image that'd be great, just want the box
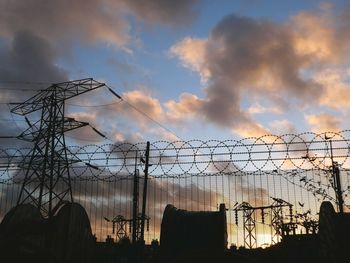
[333,164,344,213]
[270,198,293,243]
[233,198,293,248]
[104,214,150,243]
[130,142,151,244]
[0,204,45,255]
[0,202,94,263]
[318,201,350,263]
[160,204,227,259]
[50,202,94,262]
[140,141,150,243]
[132,152,139,244]
[281,211,318,238]
[326,136,345,213]
[10,78,107,218]
[103,147,151,246]
[104,215,128,240]
[234,202,256,248]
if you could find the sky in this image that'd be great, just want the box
[1,0,350,145]
[2,0,350,247]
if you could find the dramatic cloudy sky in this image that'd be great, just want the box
[1,0,350,144]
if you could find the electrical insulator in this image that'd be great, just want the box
[235,210,238,225]
[261,209,264,224]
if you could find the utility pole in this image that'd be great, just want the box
[327,136,344,213]
[140,141,150,243]
[132,151,139,244]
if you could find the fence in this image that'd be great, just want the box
[1,131,350,247]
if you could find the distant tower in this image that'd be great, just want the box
[235,202,256,249]
[11,78,106,218]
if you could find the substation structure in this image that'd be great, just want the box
[1,79,350,262]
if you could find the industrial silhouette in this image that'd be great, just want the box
[0,79,350,262]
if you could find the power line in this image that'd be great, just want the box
[124,98,184,140]
[106,86,183,141]
[0,81,183,143]
[0,80,52,85]
[0,100,123,107]
[65,134,105,143]
[0,88,41,91]
[0,119,27,122]
[67,100,122,107]
[7,104,24,133]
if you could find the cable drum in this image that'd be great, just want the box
[318,201,350,263]
[50,202,94,263]
[0,204,47,261]
[0,202,94,263]
[160,203,227,260]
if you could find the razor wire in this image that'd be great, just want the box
[0,130,349,180]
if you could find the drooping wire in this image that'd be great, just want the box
[67,100,122,107]
[106,85,184,142]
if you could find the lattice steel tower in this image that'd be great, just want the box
[10,78,106,218]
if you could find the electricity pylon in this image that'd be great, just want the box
[10,78,106,218]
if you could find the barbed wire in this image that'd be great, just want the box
[0,130,349,179]
[2,130,350,217]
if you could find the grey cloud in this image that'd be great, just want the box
[0,0,129,47]
[0,31,67,85]
[0,0,200,146]
[202,14,322,128]
[0,31,67,147]
[122,0,199,26]
[0,0,199,48]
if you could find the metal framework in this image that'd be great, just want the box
[270,198,292,244]
[104,214,150,242]
[234,199,293,247]
[10,78,106,218]
[235,202,256,249]
[104,215,128,240]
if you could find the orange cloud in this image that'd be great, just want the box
[231,121,269,139]
[94,89,186,141]
[170,37,210,81]
[305,113,341,133]
[313,68,350,109]
[169,6,350,138]
[165,93,204,124]
[247,103,283,115]
[123,90,164,122]
[169,14,319,136]
[292,10,336,62]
